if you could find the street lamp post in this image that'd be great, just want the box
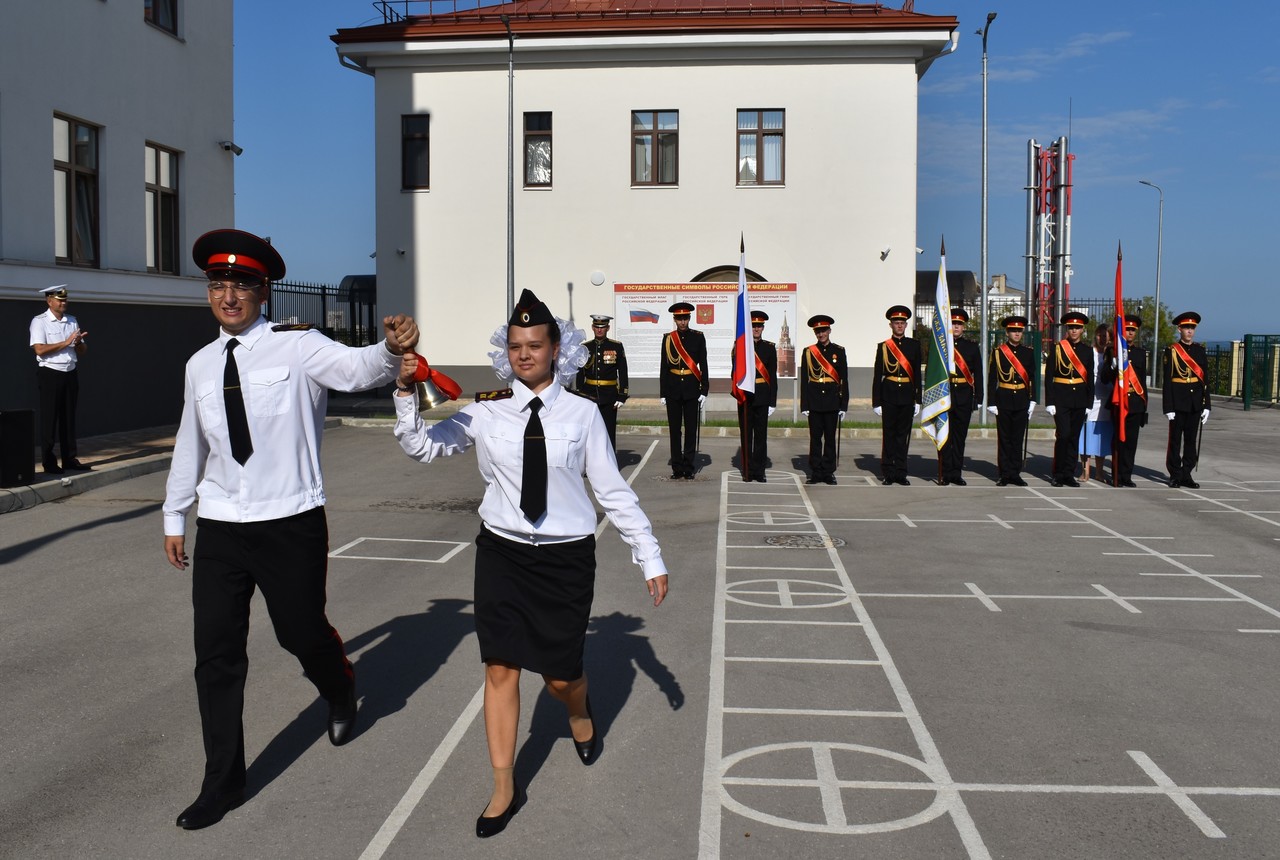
[978,11,997,420]
[501,15,515,317]
[1138,179,1164,375]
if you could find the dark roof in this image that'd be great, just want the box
[333,0,957,43]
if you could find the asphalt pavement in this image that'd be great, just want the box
[2,398,1279,859]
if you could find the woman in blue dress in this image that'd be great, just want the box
[1079,324,1114,481]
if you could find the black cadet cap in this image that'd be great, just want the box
[807,314,834,330]
[1174,311,1201,327]
[669,302,694,316]
[751,311,769,324]
[1061,311,1089,327]
[951,308,970,324]
[510,289,555,328]
[1001,315,1028,330]
[192,229,286,282]
[1123,314,1142,329]
[886,305,912,321]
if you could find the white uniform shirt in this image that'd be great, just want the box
[394,378,668,581]
[164,317,399,534]
[29,309,80,371]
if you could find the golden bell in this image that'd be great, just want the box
[415,377,451,412]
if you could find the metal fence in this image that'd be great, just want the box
[1238,335,1280,409]
[267,278,378,347]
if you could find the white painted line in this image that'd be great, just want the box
[1181,489,1280,526]
[1128,751,1226,839]
[898,513,917,528]
[1073,535,1173,540]
[723,706,904,718]
[1092,584,1141,614]
[1102,552,1214,558]
[726,656,881,666]
[358,685,485,860]
[329,537,470,564]
[987,513,1013,530]
[728,565,838,571]
[726,619,863,626]
[594,439,658,539]
[813,745,848,828]
[1206,574,1263,579]
[1238,629,1280,634]
[965,583,1001,612]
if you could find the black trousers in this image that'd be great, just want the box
[742,398,769,478]
[1166,411,1200,481]
[36,366,78,466]
[807,410,838,478]
[1052,406,1087,480]
[666,397,699,475]
[879,403,913,481]
[191,507,352,796]
[939,406,973,482]
[996,406,1028,480]
[1112,412,1144,483]
[591,388,619,450]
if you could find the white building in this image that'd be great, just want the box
[0,2,236,433]
[334,0,956,390]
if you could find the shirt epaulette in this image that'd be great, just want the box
[475,388,513,402]
[271,323,315,332]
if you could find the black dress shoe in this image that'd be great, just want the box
[807,476,821,485]
[328,686,358,746]
[476,784,527,838]
[1063,477,1080,488]
[1010,476,1028,487]
[43,463,64,475]
[1182,478,1200,489]
[952,478,967,486]
[1121,480,1137,488]
[64,460,91,471]
[757,476,767,483]
[881,477,893,486]
[573,696,598,766]
[1050,478,1064,487]
[1168,478,1181,488]
[176,791,244,830]
[823,476,837,485]
[996,478,1009,487]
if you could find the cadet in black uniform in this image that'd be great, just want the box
[659,302,709,479]
[800,314,848,485]
[1162,311,1211,488]
[1102,314,1148,487]
[986,315,1035,486]
[940,308,983,485]
[732,310,778,482]
[872,305,922,486]
[1046,311,1093,487]
[575,314,629,450]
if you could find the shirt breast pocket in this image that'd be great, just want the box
[245,365,292,418]
[195,380,224,430]
[544,423,584,471]
[484,425,522,467]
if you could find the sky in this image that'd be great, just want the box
[235,1,1280,341]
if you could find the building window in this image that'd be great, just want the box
[144,0,177,35]
[737,110,785,186]
[524,112,552,187]
[53,115,100,268]
[402,115,430,190]
[632,110,678,186]
[146,144,180,274]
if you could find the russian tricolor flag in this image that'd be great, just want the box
[629,309,660,324]
[731,235,756,404]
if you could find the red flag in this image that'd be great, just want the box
[730,235,755,405]
[1112,243,1128,443]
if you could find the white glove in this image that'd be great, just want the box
[767,407,775,416]
[1200,408,1210,425]
[614,401,622,410]
[1046,405,1057,417]
[660,398,667,406]
[1165,412,1175,421]
[838,411,846,420]
[873,406,883,417]
[802,410,810,418]
[912,404,920,417]
[1027,403,1035,418]
[987,405,998,416]
[698,394,706,404]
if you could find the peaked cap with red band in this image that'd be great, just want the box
[951,308,970,324]
[1174,311,1201,327]
[1001,315,1028,330]
[751,310,769,324]
[885,305,912,321]
[193,229,286,282]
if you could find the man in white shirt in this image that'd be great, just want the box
[162,229,420,830]
[29,285,88,474]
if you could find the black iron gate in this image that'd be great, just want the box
[267,276,378,346]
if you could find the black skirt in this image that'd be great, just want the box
[474,527,596,681]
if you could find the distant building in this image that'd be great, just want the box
[0,4,235,434]
[333,1,957,388]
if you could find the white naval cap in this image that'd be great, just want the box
[590,314,613,324]
[39,284,69,298]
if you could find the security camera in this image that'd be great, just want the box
[915,247,925,255]
[880,247,891,261]
[218,141,244,156]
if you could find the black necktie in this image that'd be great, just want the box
[520,397,546,521]
[224,338,253,465]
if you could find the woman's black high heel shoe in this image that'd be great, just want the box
[475,783,526,838]
[573,696,598,766]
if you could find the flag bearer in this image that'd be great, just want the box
[939,308,983,485]
[1162,311,1210,488]
[872,305,921,485]
[987,315,1035,487]
[1046,311,1093,487]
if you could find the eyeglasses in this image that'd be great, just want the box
[208,281,262,299]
